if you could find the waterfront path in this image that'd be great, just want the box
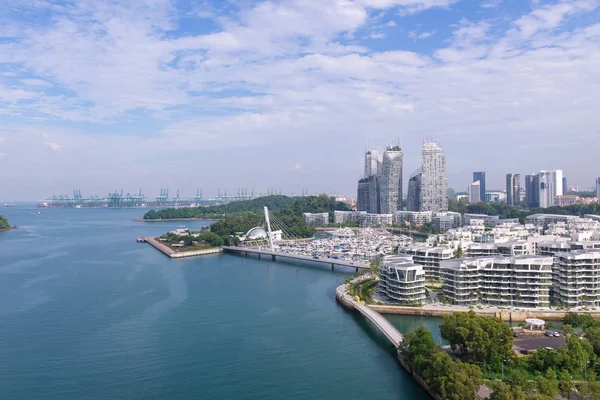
[222,246,370,271]
[335,277,403,347]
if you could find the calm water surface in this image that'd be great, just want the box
[0,206,433,399]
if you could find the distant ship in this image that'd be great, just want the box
[4,203,15,207]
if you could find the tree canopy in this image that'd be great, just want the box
[440,311,514,371]
[448,199,600,223]
[0,215,10,230]
[400,326,483,400]
[144,195,351,220]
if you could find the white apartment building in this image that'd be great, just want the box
[526,214,578,228]
[432,211,462,232]
[361,213,393,227]
[393,211,433,226]
[464,213,500,227]
[553,250,600,307]
[399,245,454,281]
[440,256,552,308]
[464,243,500,257]
[333,210,366,224]
[378,255,426,305]
[302,212,329,227]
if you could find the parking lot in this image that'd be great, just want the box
[513,335,566,353]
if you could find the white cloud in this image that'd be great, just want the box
[514,0,598,38]
[1,0,600,197]
[370,32,386,39]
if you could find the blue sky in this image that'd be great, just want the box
[1,0,599,200]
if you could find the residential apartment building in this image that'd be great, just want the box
[464,213,499,227]
[302,212,329,227]
[440,256,552,307]
[399,245,454,281]
[378,255,426,305]
[333,210,366,224]
[420,140,448,212]
[553,250,600,307]
[361,213,393,227]
[432,212,462,232]
[526,213,579,229]
[393,211,433,226]
[379,144,403,214]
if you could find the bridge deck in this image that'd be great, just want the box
[222,246,370,270]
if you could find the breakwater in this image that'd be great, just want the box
[140,237,222,258]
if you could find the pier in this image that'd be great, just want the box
[222,246,370,272]
[139,237,222,258]
[335,281,403,347]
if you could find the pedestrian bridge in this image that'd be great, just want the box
[335,282,403,347]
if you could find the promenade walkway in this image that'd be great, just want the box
[335,277,403,347]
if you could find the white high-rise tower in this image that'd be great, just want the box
[420,139,448,212]
[379,144,403,214]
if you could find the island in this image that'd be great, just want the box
[0,215,13,232]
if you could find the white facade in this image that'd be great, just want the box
[399,245,454,281]
[333,210,366,224]
[378,255,426,305]
[464,213,499,227]
[440,256,552,307]
[379,145,403,214]
[364,149,380,178]
[468,181,481,203]
[302,212,329,227]
[432,211,462,232]
[553,250,600,307]
[420,140,448,212]
[361,213,393,227]
[537,170,563,208]
[393,211,433,226]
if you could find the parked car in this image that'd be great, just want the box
[513,332,520,338]
[545,331,554,337]
[553,332,561,337]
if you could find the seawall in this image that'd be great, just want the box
[369,304,600,322]
[142,237,222,258]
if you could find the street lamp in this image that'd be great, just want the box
[502,359,506,380]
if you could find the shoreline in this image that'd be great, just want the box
[0,226,17,233]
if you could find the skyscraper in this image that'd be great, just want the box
[525,174,539,208]
[364,149,380,178]
[420,139,448,212]
[562,177,568,194]
[538,170,563,208]
[506,173,520,207]
[469,181,481,203]
[407,169,422,211]
[596,177,600,198]
[357,175,380,214]
[473,172,486,202]
[379,144,403,214]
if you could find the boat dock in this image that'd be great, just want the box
[222,246,370,272]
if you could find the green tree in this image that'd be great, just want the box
[440,311,513,370]
[0,215,10,230]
